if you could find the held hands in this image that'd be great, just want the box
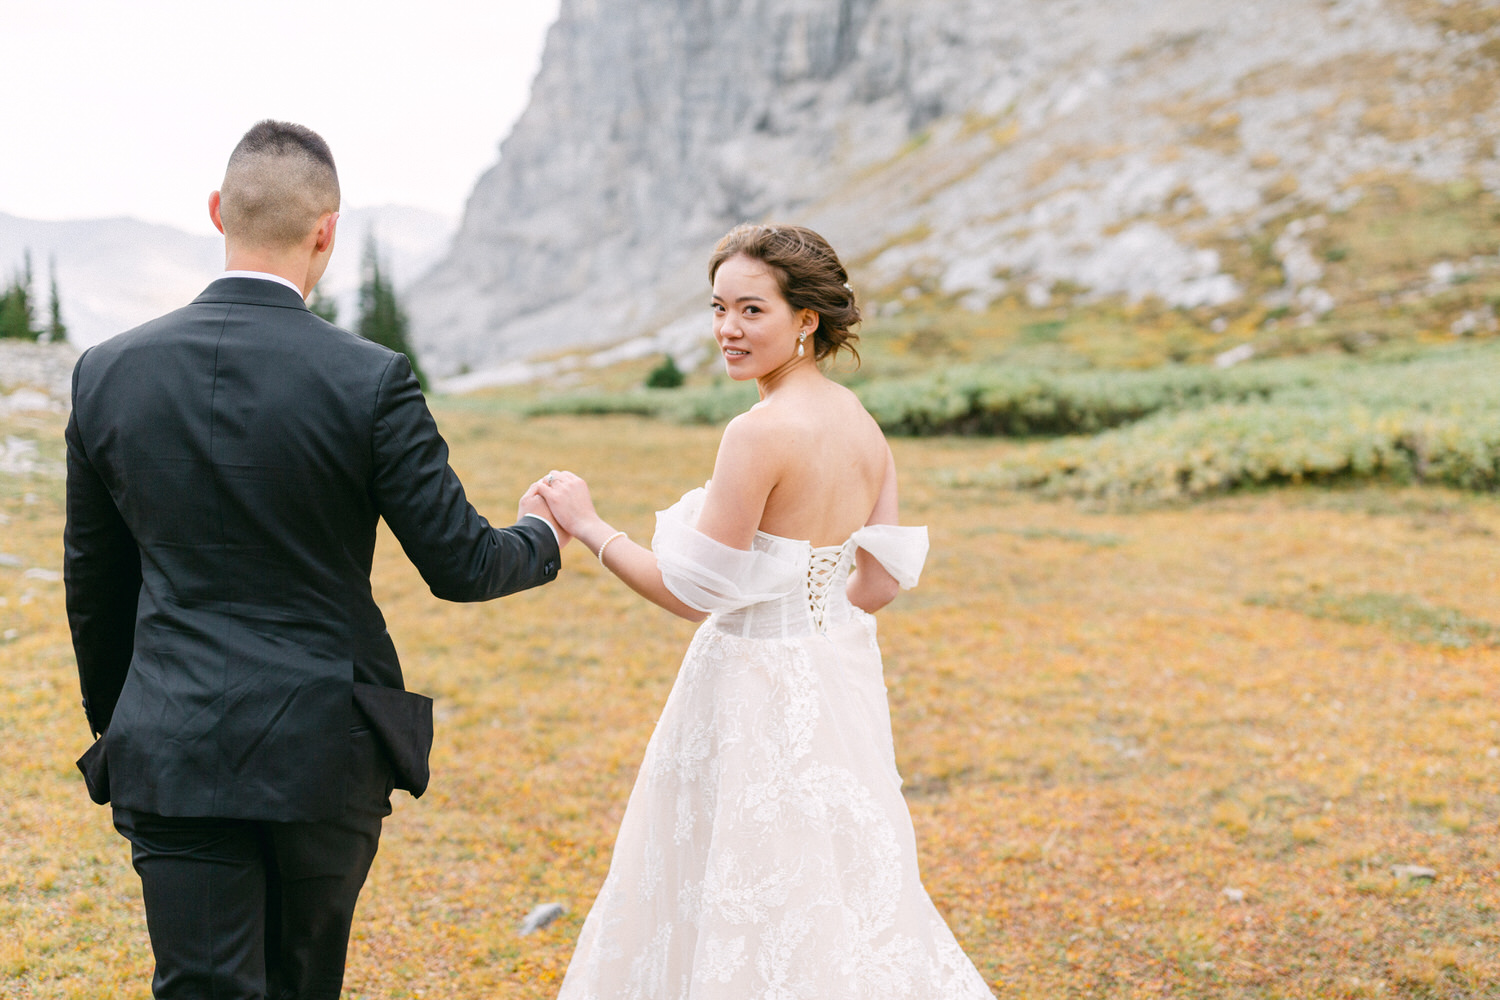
[520,481,572,550]
[534,471,612,556]
[537,471,702,621]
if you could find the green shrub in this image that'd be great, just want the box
[938,341,1500,500]
[1247,590,1500,648]
[526,381,757,425]
[859,363,1304,437]
[969,402,1500,501]
[525,392,664,419]
[645,355,685,389]
[528,340,1500,499]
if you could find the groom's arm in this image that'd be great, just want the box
[370,353,560,601]
[63,360,142,736]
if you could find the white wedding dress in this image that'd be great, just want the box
[557,489,994,999]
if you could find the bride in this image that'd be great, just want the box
[535,224,994,998]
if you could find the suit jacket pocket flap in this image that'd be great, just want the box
[77,736,110,805]
[352,682,434,797]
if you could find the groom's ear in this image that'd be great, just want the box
[314,211,339,254]
[208,191,226,235]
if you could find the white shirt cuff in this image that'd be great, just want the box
[523,511,561,545]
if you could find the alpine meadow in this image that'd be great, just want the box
[4,324,1500,997]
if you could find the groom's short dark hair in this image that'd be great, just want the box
[234,120,337,174]
[220,120,340,249]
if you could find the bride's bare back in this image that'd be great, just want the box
[696,377,890,549]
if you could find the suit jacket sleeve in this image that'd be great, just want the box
[63,356,142,736]
[371,352,560,601]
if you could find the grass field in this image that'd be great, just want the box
[4,401,1499,999]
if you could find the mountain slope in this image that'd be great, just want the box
[0,207,454,348]
[407,0,1500,380]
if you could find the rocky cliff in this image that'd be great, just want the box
[408,0,1500,381]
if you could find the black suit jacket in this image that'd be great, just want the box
[64,277,559,822]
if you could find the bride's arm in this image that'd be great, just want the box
[692,413,778,549]
[846,446,902,614]
[535,417,779,622]
[586,531,711,623]
[531,472,707,622]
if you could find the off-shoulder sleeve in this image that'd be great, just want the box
[652,489,803,613]
[849,524,929,589]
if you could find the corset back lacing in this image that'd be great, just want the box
[805,544,849,632]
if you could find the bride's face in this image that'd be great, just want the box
[712,254,815,381]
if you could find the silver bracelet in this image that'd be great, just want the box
[596,530,627,566]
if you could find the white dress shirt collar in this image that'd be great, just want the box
[218,270,305,299]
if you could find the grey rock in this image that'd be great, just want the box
[1,389,63,415]
[519,901,567,935]
[1390,864,1437,881]
[1213,344,1255,368]
[0,436,44,476]
[0,341,77,401]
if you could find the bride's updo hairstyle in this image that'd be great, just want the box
[709,224,861,364]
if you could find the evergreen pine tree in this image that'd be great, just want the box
[46,256,67,344]
[356,234,427,390]
[0,283,18,339]
[308,285,338,324]
[0,251,38,341]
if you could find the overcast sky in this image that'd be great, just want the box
[1,0,561,234]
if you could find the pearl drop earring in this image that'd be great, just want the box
[797,333,806,357]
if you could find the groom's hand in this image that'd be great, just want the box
[520,485,571,549]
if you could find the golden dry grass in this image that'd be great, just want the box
[3,404,1499,999]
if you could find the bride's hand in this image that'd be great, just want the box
[535,471,610,551]
[520,482,572,549]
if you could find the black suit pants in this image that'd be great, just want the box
[113,729,394,1000]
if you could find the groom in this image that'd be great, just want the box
[64,120,565,998]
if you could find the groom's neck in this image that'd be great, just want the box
[222,241,324,300]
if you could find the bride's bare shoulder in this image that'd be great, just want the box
[722,380,881,454]
[723,399,786,438]
[714,403,796,468]
[816,380,885,441]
